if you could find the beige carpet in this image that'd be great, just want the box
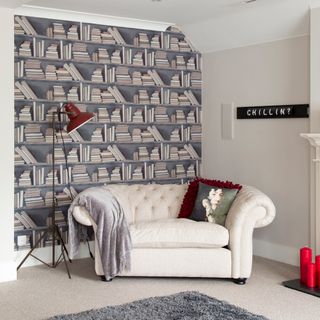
[0,256,319,320]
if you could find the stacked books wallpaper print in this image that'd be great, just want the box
[14,15,202,251]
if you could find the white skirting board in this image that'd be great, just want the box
[253,238,299,266]
[0,261,17,283]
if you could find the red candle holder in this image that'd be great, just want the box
[316,255,320,288]
[300,247,312,284]
[307,263,316,288]
[283,248,320,298]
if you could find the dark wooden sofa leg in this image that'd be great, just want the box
[233,278,247,285]
[101,275,113,282]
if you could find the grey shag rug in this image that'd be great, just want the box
[48,291,268,320]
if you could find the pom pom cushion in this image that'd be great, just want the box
[189,182,239,225]
[178,178,242,219]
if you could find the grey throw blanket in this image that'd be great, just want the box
[68,186,132,280]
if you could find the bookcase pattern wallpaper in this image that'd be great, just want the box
[14,15,202,251]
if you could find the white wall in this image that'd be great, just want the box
[310,7,320,133]
[0,7,16,282]
[203,36,310,265]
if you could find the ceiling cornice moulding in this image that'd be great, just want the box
[14,5,173,31]
[310,0,320,9]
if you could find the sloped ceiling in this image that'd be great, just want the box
[2,0,320,52]
[182,0,316,52]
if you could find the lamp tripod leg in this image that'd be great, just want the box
[17,230,49,270]
[54,225,71,279]
[60,243,71,279]
[55,225,72,263]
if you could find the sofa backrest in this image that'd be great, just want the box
[106,184,188,224]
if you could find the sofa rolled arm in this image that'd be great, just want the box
[225,185,276,230]
[225,185,276,279]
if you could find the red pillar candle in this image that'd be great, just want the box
[307,263,316,288]
[316,255,320,287]
[300,247,312,284]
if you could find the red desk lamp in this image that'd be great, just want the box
[17,103,94,278]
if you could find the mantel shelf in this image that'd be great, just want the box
[301,134,320,162]
[300,133,320,148]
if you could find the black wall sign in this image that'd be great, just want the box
[237,104,309,119]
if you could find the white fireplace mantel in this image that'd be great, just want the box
[301,133,320,155]
[301,133,320,254]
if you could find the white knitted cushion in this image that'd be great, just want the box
[130,218,229,248]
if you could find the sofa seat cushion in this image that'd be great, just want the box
[130,218,229,249]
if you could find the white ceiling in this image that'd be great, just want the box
[2,0,320,52]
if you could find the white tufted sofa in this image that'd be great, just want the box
[72,183,275,284]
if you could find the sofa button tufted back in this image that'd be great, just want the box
[106,184,188,224]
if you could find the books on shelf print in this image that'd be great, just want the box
[15,16,37,36]
[14,14,202,251]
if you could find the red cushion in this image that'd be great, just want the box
[178,177,242,218]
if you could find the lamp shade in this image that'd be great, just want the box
[64,103,94,133]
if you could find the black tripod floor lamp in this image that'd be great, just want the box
[17,103,94,278]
